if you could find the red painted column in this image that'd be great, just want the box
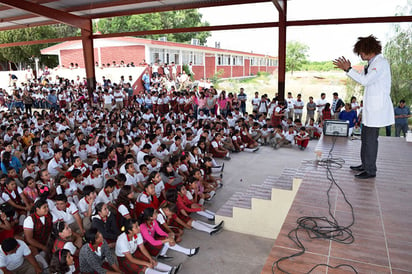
[81,20,96,102]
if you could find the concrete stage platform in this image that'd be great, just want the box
[262,136,412,273]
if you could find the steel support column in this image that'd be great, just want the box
[81,21,96,101]
[273,0,286,102]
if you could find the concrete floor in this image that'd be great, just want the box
[162,140,319,274]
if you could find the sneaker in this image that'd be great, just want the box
[188,247,200,257]
[253,147,259,152]
[157,255,174,261]
[217,182,223,189]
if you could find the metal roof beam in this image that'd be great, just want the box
[0,0,91,31]
[88,0,270,19]
[287,16,412,26]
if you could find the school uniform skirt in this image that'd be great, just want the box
[118,249,147,274]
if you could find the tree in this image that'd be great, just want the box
[97,9,210,45]
[384,19,412,105]
[286,41,309,74]
[0,24,78,68]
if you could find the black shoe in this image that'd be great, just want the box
[350,164,364,172]
[221,163,225,172]
[171,263,182,274]
[210,226,223,236]
[188,247,200,257]
[158,255,174,261]
[354,171,376,179]
[213,220,224,229]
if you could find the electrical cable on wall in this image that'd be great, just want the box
[272,136,358,274]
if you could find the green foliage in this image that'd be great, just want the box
[286,41,309,74]
[0,24,78,67]
[97,9,210,45]
[256,71,270,77]
[344,78,364,103]
[384,25,412,106]
[211,69,225,86]
[301,61,335,71]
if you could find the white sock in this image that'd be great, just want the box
[205,209,216,216]
[159,244,169,256]
[196,210,214,219]
[145,268,169,274]
[198,198,205,205]
[35,254,48,269]
[244,148,256,152]
[197,220,216,228]
[191,220,214,233]
[167,242,191,255]
[154,262,172,272]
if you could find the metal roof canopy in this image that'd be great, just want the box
[0,0,411,100]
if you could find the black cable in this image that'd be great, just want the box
[272,136,358,274]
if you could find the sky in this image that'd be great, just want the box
[199,0,411,62]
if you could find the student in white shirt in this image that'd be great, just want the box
[0,238,42,274]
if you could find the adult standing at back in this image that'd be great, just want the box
[238,88,247,115]
[333,35,394,179]
[394,99,410,137]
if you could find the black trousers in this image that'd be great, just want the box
[361,125,379,175]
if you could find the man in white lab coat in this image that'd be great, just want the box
[333,35,394,179]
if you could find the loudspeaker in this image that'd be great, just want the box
[323,120,349,137]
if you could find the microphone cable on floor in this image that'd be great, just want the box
[272,136,358,274]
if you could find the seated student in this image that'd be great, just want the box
[295,127,310,150]
[96,179,116,210]
[79,228,122,274]
[209,133,230,160]
[124,162,140,193]
[70,168,89,195]
[200,157,222,189]
[49,248,76,274]
[118,154,139,175]
[136,181,160,216]
[66,156,90,179]
[136,164,150,191]
[50,221,81,257]
[0,204,16,244]
[2,177,31,218]
[147,155,161,173]
[158,201,223,238]
[1,151,22,175]
[116,219,181,274]
[55,175,79,205]
[21,159,40,180]
[91,202,120,245]
[138,207,199,259]
[189,169,215,202]
[174,185,215,221]
[47,148,66,178]
[52,194,85,236]
[284,125,297,146]
[87,164,104,191]
[147,171,166,202]
[103,160,118,182]
[23,199,52,270]
[160,162,183,190]
[23,177,39,204]
[112,173,126,201]
[116,185,136,228]
[0,238,42,274]
[77,185,97,231]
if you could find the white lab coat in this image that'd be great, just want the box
[347,54,394,127]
